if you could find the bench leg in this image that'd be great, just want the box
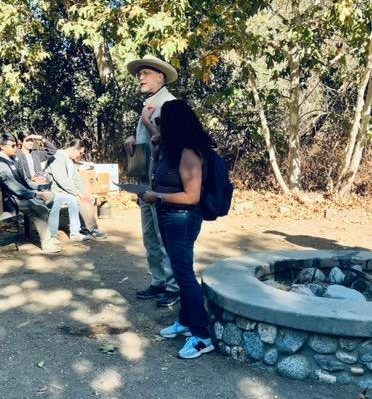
[24,214,32,239]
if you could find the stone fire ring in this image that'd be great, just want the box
[202,250,372,337]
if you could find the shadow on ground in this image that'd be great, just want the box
[0,209,366,399]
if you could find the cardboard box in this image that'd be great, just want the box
[96,173,110,194]
[79,169,98,194]
[94,163,119,191]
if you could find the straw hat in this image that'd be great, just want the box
[126,54,178,83]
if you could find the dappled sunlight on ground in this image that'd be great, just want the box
[90,368,124,394]
[238,376,277,398]
[0,207,368,398]
[117,331,149,361]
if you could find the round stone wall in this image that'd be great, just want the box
[202,250,372,388]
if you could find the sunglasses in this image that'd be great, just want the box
[5,144,17,148]
[25,138,34,142]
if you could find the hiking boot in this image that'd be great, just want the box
[70,233,90,242]
[136,285,166,299]
[178,336,215,359]
[90,228,108,240]
[41,239,62,254]
[160,321,191,338]
[157,291,180,307]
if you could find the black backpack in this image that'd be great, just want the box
[200,149,234,221]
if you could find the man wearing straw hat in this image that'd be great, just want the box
[125,54,180,307]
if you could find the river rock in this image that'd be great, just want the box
[218,341,231,356]
[323,284,367,302]
[236,317,256,331]
[213,321,224,340]
[358,376,372,389]
[359,340,372,362]
[290,284,315,296]
[339,337,361,352]
[313,354,346,371]
[263,348,278,366]
[277,355,312,380]
[335,350,357,364]
[222,323,242,346]
[308,334,338,354]
[350,367,365,375]
[276,329,308,354]
[351,279,368,293]
[297,268,326,283]
[231,346,246,362]
[308,283,326,297]
[336,372,353,385]
[258,323,277,344]
[328,267,345,284]
[364,362,372,371]
[343,272,358,287]
[315,369,336,384]
[242,332,265,361]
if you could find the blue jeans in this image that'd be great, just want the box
[49,193,81,237]
[140,199,179,292]
[157,207,209,338]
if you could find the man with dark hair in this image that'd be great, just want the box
[125,54,180,307]
[16,133,89,242]
[46,139,107,239]
[0,134,60,253]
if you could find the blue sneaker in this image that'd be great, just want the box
[160,321,192,338]
[178,336,215,359]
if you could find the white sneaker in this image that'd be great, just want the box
[41,239,61,254]
[70,233,90,242]
[50,237,61,246]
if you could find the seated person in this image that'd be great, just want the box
[16,133,89,242]
[46,139,107,239]
[0,134,60,254]
[15,133,56,190]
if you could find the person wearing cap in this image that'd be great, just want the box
[125,54,180,307]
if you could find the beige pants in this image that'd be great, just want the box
[17,199,51,244]
[77,197,98,232]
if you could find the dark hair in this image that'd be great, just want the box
[159,100,213,166]
[67,139,85,149]
[0,134,16,146]
[18,132,27,143]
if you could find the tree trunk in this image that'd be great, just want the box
[337,67,372,197]
[248,64,290,193]
[95,40,114,85]
[287,0,301,192]
[336,38,372,193]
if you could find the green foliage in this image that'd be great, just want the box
[0,0,370,191]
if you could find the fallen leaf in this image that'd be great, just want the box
[99,343,117,354]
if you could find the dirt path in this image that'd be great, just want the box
[1,206,371,399]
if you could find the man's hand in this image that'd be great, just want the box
[36,191,54,205]
[124,135,136,156]
[27,134,43,141]
[141,105,156,123]
[78,193,93,204]
[31,176,48,184]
